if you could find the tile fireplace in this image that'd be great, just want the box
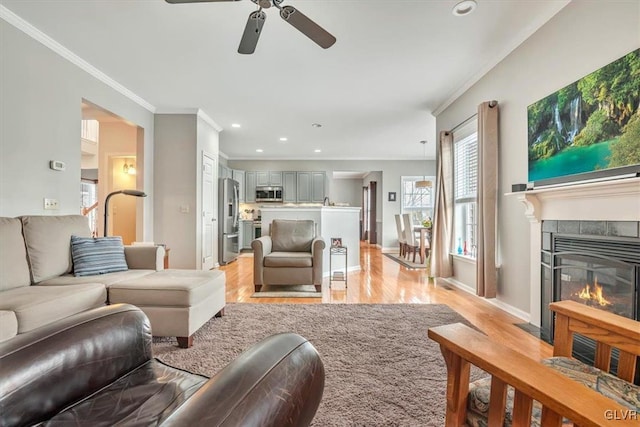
[540,220,639,339]
[540,220,639,381]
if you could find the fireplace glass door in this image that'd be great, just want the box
[555,253,635,320]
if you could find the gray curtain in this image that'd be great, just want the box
[476,101,499,298]
[430,131,454,278]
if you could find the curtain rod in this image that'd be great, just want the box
[448,100,498,133]
[450,113,477,133]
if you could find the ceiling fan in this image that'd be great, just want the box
[165,0,337,54]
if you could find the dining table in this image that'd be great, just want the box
[413,226,432,264]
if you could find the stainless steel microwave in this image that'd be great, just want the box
[256,186,283,202]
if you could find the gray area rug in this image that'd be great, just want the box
[384,252,429,269]
[153,303,475,426]
[251,284,321,298]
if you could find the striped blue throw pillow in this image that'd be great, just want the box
[71,235,128,277]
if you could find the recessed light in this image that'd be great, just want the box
[452,0,477,16]
[314,149,321,153]
[256,149,263,153]
[231,123,241,128]
[279,137,288,141]
[311,123,322,128]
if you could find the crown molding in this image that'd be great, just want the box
[432,0,571,116]
[154,108,223,132]
[197,110,223,132]
[218,151,229,160]
[0,5,156,113]
[225,156,436,161]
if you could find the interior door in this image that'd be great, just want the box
[362,186,368,241]
[201,153,215,270]
[369,181,377,245]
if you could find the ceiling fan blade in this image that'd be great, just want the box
[279,5,336,49]
[165,0,240,3]
[238,10,267,55]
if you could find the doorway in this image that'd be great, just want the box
[361,181,377,244]
[81,100,144,241]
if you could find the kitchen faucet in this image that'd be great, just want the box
[323,197,329,206]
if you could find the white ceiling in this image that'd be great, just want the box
[2,0,569,160]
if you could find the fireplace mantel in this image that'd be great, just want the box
[507,176,640,327]
[509,176,640,222]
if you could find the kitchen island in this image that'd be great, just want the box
[260,206,361,277]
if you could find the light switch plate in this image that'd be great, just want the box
[44,198,59,210]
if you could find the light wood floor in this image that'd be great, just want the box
[219,242,553,361]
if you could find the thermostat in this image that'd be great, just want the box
[49,160,66,171]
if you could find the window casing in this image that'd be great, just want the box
[454,132,478,258]
[401,176,435,224]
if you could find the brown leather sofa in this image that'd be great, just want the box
[0,304,325,427]
[252,219,325,293]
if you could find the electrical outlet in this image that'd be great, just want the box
[44,198,59,210]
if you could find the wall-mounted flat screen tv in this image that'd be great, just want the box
[528,49,640,186]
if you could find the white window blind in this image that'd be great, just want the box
[453,127,478,258]
[454,134,477,203]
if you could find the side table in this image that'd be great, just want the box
[329,246,347,287]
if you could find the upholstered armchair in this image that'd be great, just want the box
[252,219,325,293]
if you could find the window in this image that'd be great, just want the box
[80,181,98,236]
[454,132,478,258]
[401,176,435,224]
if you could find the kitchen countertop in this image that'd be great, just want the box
[260,205,359,210]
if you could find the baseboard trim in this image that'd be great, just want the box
[441,277,475,294]
[380,247,398,253]
[323,265,361,278]
[441,278,531,322]
[487,299,531,323]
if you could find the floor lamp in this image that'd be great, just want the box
[104,190,147,237]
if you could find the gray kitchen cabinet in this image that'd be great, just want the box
[296,172,311,202]
[241,220,254,249]
[218,164,231,179]
[283,171,297,203]
[256,171,282,186]
[232,169,245,202]
[245,171,256,202]
[296,171,326,203]
[256,171,269,186]
[311,171,326,202]
[269,171,283,186]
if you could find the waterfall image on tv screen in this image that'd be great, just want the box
[528,49,640,185]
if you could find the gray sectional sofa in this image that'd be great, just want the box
[0,215,225,347]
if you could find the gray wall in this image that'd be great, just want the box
[154,114,219,269]
[0,20,155,238]
[228,159,435,249]
[154,114,197,268]
[331,179,363,208]
[436,1,640,314]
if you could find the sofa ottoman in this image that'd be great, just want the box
[108,269,226,348]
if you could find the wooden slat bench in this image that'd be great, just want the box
[428,300,640,426]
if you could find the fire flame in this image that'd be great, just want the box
[576,277,611,306]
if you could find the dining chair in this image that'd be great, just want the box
[394,214,406,256]
[402,214,420,263]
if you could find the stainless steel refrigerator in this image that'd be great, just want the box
[219,178,240,265]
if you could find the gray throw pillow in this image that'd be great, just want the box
[71,235,128,276]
